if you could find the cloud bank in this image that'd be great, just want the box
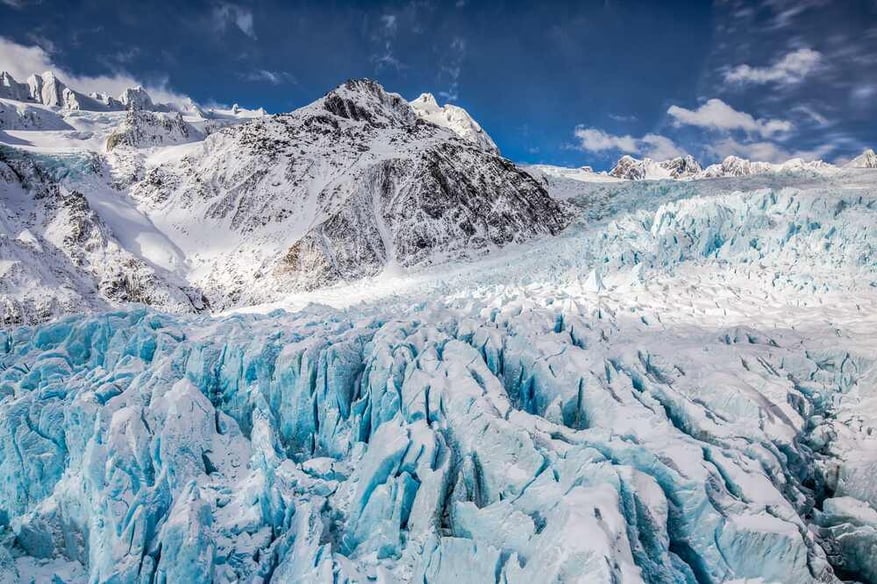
[0,36,189,106]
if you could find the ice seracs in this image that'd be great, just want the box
[410,92,499,154]
[0,167,874,581]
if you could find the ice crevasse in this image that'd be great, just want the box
[0,176,876,582]
[0,293,870,583]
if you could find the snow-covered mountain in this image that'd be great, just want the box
[105,110,200,150]
[606,153,844,181]
[1,71,137,112]
[847,148,877,168]
[609,154,703,180]
[0,76,567,320]
[409,92,499,153]
[699,155,837,178]
[0,147,207,324]
[125,79,567,308]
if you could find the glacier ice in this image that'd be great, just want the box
[0,171,876,583]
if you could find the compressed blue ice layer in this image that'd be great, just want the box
[2,177,876,583]
[0,291,867,583]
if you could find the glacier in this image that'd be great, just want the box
[1,170,876,583]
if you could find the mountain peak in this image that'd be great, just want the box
[609,154,702,180]
[411,92,440,110]
[847,148,877,168]
[409,92,499,154]
[321,78,416,127]
[119,86,154,111]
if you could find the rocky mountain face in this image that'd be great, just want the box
[106,110,200,150]
[129,79,569,308]
[0,147,206,325]
[660,155,703,178]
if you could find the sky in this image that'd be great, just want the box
[0,0,875,168]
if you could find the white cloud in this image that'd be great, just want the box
[608,113,637,123]
[707,137,834,164]
[575,127,638,153]
[212,2,256,39]
[667,98,792,138]
[640,134,687,160]
[438,37,466,102]
[574,127,686,160]
[370,13,404,72]
[724,48,822,85]
[380,14,398,34]
[763,0,829,30]
[0,37,189,106]
[243,69,295,85]
[791,105,830,127]
[851,83,876,103]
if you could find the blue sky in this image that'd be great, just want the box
[1,0,875,168]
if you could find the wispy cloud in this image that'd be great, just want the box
[574,127,686,160]
[608,113,637,123]
[667,99,792,138]
[438,37,466,102]
[242,69,296,85]
[370,13,405,72]
[0,36,189,105]
[212,2,256,39]
[0,0,38,8]
[724,48,822,85]
[763,0,829,30]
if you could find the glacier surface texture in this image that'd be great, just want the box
[1,170,877,583]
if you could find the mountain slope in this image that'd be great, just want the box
[128,79,569,308]
[0,147,206,324]
[0,76,568,321]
